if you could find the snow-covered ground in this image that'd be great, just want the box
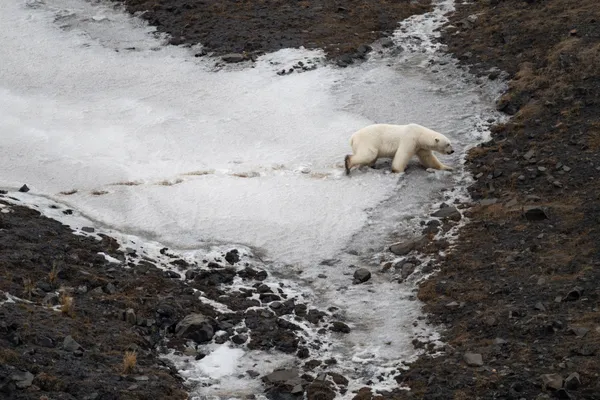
[0,0,506,397]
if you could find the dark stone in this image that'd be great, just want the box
[10,371,34,389]
[389,235,428,255]
[175,313,214,344]
[231,333,247,344]
[163,270,180,278]
[104,282,117,294]
[225,249,240,265]
[356,44,372,57]
[295,304,308,316]
[194,267,236,285]
[42,293,60,307]
[256,270,268,281]
[381,37,394,48]
[306,380,335,400]
[222,53,246,63]
[353,268,371,283]
[63,335,82,352]
[400,263,416,280]
[18,184,30,193]
[564,372,580,390]
[259,293,281,302]
[297,347,310,359]
[126,308,137,324]
[247,370,260,378]
[306,309,326,324]
[463,353,483,366]
[540,373,563,390]
[257,284,272,293]
[524,206,548,221]
[81,226,95,233]
[184,269,197,280]
[563,286,583,301]
[432,206,462,221]
[328,372,349,386]
[330,321,351,333]
[263,368,300,384]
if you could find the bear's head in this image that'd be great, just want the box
[433,136,454,155]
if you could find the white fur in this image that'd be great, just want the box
[344,123,454,174]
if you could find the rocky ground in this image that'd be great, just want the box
[3,0,600,399]
[116,0,431,65]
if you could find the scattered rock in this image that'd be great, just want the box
[231,334,248,345]
[104,282,117,294]
[540,373,563,390]
[175,313,214,344]
[564,372,580,390]
[330,321,351,333]
[563,286,583,301]
[63,335,82,352]
[524,206,548,221]
[380,37,394,48]
[11,370,34,389]
[306,380,336,400]
[479,198,498,206]
[355,44,372,58]
[297,347,310,359]
[125,308,137,325]
[247,370,260,378]
[353,268,371,284]
[225,249,240,265]
[390,235,428,255]
[400,263,416,280]
[18,184,30,193]
[568,326,589,337]
[263,367,302,386]
[42,292,60,307]
[328,372,349,386]
[221,53,246,63]
[432,206,462,221]
[463,352,483,366]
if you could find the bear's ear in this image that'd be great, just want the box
[435,138,439,142]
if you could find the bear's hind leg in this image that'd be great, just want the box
[345,149,377,175]
[416,149,453,171]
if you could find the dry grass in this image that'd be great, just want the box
[586,121,600,151]
[182,169,215,176]
[157,178,184,186]
[309,172,331,179]
[122,351,137,374]
[110,181,141,186]
[417,279,438,302]
[0,348,19,364]
[22,277,34,299]
[60,293,75,317]
[59,189,78,195]
[231,172,260,178]
[48,263,59,286]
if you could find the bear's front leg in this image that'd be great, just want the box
[416,149,453,171]
[391,148,414,173]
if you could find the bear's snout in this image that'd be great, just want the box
[448,149,455,154]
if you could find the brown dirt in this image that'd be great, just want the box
[117,0,432,60]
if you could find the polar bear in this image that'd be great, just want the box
[344,123,454,175]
